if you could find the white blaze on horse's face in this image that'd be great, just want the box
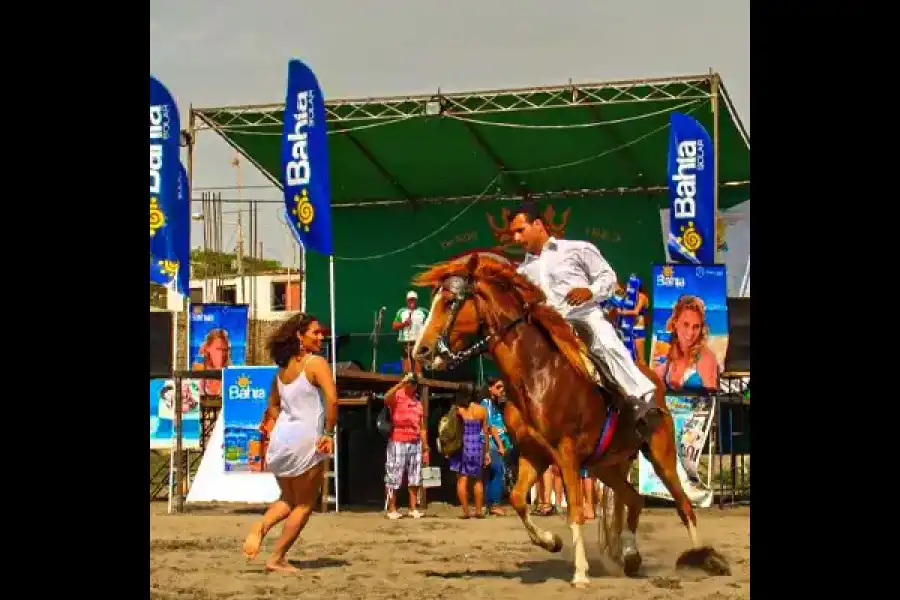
[411,290,443,368]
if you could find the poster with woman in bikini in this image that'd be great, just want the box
[638,264,728,508]
[650,264,728,392]
[189,304,249,396]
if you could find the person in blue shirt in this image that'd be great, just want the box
[480,377,512,516]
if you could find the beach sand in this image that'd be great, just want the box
[150,502,749,599]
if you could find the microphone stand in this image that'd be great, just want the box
[371,307,385,372]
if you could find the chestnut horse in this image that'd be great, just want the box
[412,254,729,588]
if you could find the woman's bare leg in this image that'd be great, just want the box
[243,478,293,559]
[582,476,596,520]
[473,478,485,517]
[553,470,564,508]
[265,463,325,573]
[635,339,646,365]
[456,474,470,517]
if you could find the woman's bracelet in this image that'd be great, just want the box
[323,429,335,439]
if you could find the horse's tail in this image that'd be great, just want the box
[598,465,629,559]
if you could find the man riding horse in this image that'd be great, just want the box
[509,201,661,436]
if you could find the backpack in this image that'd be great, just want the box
[437,407,464,456]
[376,405,393,439]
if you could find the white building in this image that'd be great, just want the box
[163,269,305,319]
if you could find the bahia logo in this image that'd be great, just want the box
[190,306,213,323]
[149,104,172,197]
[229,374,266,401]
[656,265,686,289]
[285,89,315,188]
[671,139,706,220]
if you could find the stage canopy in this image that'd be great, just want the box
[193,73,750,209]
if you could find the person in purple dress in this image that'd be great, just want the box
[448,392,491,518]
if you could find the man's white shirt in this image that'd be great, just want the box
[516,237,618,318]
[394,306,429,343]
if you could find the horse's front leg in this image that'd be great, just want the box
[509,453,561,552]
[557,437,590,588]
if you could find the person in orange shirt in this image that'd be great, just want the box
[383,373,430,519]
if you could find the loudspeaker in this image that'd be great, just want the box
[724,298,750,373]
[149,311,174,375]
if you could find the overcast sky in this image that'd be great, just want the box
[150,0,749,266]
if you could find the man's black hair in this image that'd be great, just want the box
[513,200,542,224]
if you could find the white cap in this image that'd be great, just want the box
[406,290,418,300]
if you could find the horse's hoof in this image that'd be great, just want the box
[676,546,731,576]
[571,575,590,588]
[623,550,643,576]
[549,534,564,553]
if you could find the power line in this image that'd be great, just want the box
[193,184,274,191]
[191,197,282,204]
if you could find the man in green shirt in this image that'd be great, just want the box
[392,290,429,375]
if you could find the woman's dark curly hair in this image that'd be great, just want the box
[268,313,320,368]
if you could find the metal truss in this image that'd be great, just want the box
[193,74,713,129]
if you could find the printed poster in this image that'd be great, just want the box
[638,396,716,507]
[650,264,728,391]
[189,304,249,396]
[149,378,201,450]
[639,264,728,506]
[222,366,278,473]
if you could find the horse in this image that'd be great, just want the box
[411,253,729,588]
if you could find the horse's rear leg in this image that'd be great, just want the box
[643,413,731,576]
[594,463,645,576]
[509,453,561,553]
[557,438,590,588]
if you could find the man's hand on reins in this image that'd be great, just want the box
[564,287,593,306]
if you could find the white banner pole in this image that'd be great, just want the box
[329,255,339,513]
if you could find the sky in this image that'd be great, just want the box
[150,0,750,267]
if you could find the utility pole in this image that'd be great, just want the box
[232,157,246,305]
[236,208,245,304]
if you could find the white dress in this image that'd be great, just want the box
[265,361,326,478]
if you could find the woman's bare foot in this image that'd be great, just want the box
[242,522,265,559]
[489,507,505,516]
[264,557,299,573]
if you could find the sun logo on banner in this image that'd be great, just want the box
[150,197,166,237]
[237,375,251,388]
[661,265,674,278]
[158,260,178,277]
[677,221,703,253]
[292,189,315,232]
[193,306,203,315]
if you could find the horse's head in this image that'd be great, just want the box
[411,253,541,371]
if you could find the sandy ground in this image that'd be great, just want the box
[150,502,749,600]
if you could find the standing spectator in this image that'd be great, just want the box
[481,378,511,516]
[449,392,490,518]
[392,290,429,375]
[532,466,563,516]
[383,373,429,519]
[618,280,650,364]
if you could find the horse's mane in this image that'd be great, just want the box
[413,254,593,382]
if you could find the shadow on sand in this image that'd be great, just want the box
[423,559,616,585]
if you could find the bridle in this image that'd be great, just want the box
[431,274,529,370]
